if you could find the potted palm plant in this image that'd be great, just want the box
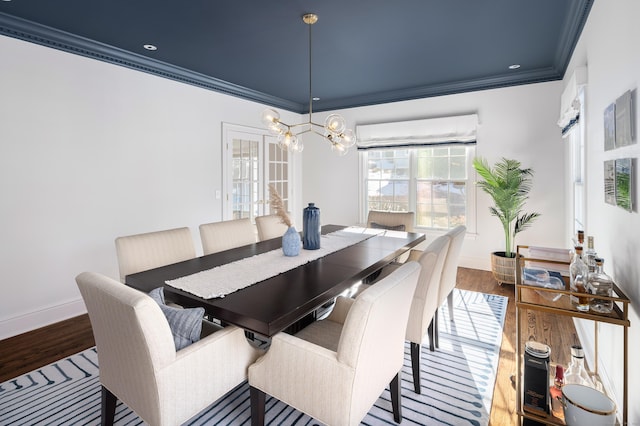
[473,157,541,285]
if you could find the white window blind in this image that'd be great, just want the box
[557,66,587,138]
[356,114,478,150]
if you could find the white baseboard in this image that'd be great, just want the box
[0,298,87,341]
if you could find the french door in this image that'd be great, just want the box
[222,124,291,222]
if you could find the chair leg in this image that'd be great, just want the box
[427,318,435,352]
[447,291,455,323]
[250,386,266,426]
[101,386,116,426]
[434,309,440,349]
[390,372,402,423]
[410,342,422,394]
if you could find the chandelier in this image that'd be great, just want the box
[261,13,356,156]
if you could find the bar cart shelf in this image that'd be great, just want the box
[515,245,630,425]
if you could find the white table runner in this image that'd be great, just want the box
[166,227,381,299]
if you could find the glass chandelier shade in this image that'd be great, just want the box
[261,13,356,155]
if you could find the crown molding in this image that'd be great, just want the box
[0,12,303,112]
[553,0,594,76]
[311,67,562,113]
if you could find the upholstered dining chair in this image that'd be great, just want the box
[367,210,415,232]
[404,235,450,393]
[255,214,289,241]
[364,210,416,278]
[353,235,450,393]
[432,225,467,348]
[199,218,257,255]
[76,271,261,426]
[248,261,421,426]
[115,227,196,283]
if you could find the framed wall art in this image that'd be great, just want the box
[615,158,634,212]
[604,160,616,205]
[615,90,635,148]
[604,103,616,151]
[604,89,637,150]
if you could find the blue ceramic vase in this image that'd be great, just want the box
[282,226,301,256]
[302,203,321,250]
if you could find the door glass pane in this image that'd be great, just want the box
[232,138,259,220]
[266,141,289,214]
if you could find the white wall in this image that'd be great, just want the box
[0,35,302,339]
[562,1,640,422]
[303,82,567,270]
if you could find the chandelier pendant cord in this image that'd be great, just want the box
[308,18,313,125]
[260,12,356,154]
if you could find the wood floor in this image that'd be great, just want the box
[0,267,576,426]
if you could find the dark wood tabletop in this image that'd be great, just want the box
[125,224,425,337]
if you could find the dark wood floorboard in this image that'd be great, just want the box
[0,314,94,383]
[0,267,576,426]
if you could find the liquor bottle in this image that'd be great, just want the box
[584,236,597,272]
[588,258,614,313]
[564,345,594,387]
[569,246,590,311]
[549,364,565,420]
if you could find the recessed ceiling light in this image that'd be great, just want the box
[508,64,521,70]
[143,44,158,51]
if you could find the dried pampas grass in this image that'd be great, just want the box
[268,184,292,227]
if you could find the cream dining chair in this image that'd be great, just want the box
[353,235,450,393]
[76,271,261,426]
[405,235,450,393]
[114,227,196,283]
[432,225,467,348]
[199,218,257,255]
[364,210,416,280]
[367,210,415,232]
[248,261,421,426]
[255,214,289,241]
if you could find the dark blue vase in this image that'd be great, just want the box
[303,203,321,250]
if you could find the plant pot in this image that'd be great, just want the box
[491,251,516,285]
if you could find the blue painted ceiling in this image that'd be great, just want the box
[0,0,593,113]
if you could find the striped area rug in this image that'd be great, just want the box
[0,289,506,426]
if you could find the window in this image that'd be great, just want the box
[568,89,586,237]
[358,114,477,231]
[364,146,474,230]
[557,67,587,241]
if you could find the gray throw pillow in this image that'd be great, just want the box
[370,222,406,231]
[149,287,204,351]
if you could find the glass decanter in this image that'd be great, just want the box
[588,258,614,313]
[564,345,593,387]
[569,246,590,311]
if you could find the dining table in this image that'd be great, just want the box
[125,224,425,337]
